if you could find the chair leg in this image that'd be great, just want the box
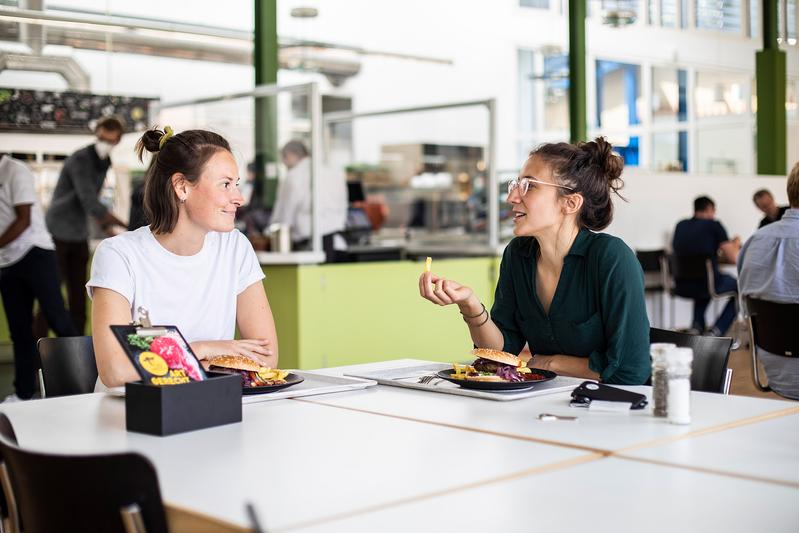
[749,319,771,392]
[723,368,733,395]
[120,503,148,533]
[37,369,46,400]
[669,293,675,330]
[0,464,20,533]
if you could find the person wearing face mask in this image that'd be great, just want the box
[88,127,277,389]
[41,116,128,335]
[419,138,650,385]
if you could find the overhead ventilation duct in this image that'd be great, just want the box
[0,5,451,85]
[0,52,90,91]
[279,46,361,86]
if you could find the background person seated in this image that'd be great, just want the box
[739,162,799,399]
[752,188,788,229]
[672,196,740,336]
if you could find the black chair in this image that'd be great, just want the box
[746,297,799,394]
[650,327,733,393]
[667,254,738,332]
[36,336,98,397]
[636,249,668,328]
[0,415,19,533]
[0,413,168,533]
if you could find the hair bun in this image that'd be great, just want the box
[135,128,166,161]
[581,136,624,190]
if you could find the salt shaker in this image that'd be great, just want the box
[666,347,693,425]
[650,343,676,418]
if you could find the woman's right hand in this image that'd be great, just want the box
[418,271,476,309]
[190,339,273,367]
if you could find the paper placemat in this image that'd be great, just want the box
[346,362,584,401]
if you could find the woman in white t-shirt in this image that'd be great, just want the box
[88,127,278,389]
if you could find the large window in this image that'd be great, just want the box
[543,53,570,132]
[520,0,550,8]
[596,60,642,166]
[696,0,742,33]
[694,71,748,118]
[662,0,678,27]
[652,131,688,171]
[696,126,751,173]
[596,60,642,128]
[782,0,797,44]
[652,67,687,122]
[788,79,798,120]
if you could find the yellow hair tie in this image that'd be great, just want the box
[158,126,174,149]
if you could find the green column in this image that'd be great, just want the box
[254,0,279,206]
[568,0,587,144]
[755,0,787,175]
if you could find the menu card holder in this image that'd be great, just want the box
[125,373,242,436]
[120,308,242,436]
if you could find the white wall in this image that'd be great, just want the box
[608,169,790,250]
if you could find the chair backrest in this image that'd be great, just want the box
[0,414,168,533]
[650,327,733,393]
[636,249,665,273]
[670,254,712,282]
[747,297,799,357]
[37,336,98,397]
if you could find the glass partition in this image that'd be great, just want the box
[324,100,497,256]
[155,83,332,258]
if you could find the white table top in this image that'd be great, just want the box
[307,360,799,453]
[293,458,799,533]
[2,359,798,532]
[0,393,586,531]
[619,411,799,486]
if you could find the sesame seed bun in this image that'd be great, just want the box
[206,355,262,373]
[471,348,522,367]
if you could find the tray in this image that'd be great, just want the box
[240,371,376,404]
[346,363,584,401]
[107,371,376,404]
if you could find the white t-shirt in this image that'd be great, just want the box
[87,226,265,344]
[0,156,54,267]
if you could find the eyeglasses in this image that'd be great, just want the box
[507,176,574,196]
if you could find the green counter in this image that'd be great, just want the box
[264,257,501,369]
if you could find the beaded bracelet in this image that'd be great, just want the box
[459,302,486,319]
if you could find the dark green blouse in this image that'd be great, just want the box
[490,229,651,385]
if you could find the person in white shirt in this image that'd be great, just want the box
[270,140,347,262]
[0,155,77,401]
[88,127,278,389]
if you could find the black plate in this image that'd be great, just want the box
[435,368,556,391]
[242,373,304,395]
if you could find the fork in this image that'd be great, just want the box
[417,375,439,385]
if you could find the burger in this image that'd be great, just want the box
[206,355,288,387]
[466,348,532,382]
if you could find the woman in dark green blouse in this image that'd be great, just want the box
[418,138,650,384]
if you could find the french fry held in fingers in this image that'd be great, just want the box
[424,256,436,291]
